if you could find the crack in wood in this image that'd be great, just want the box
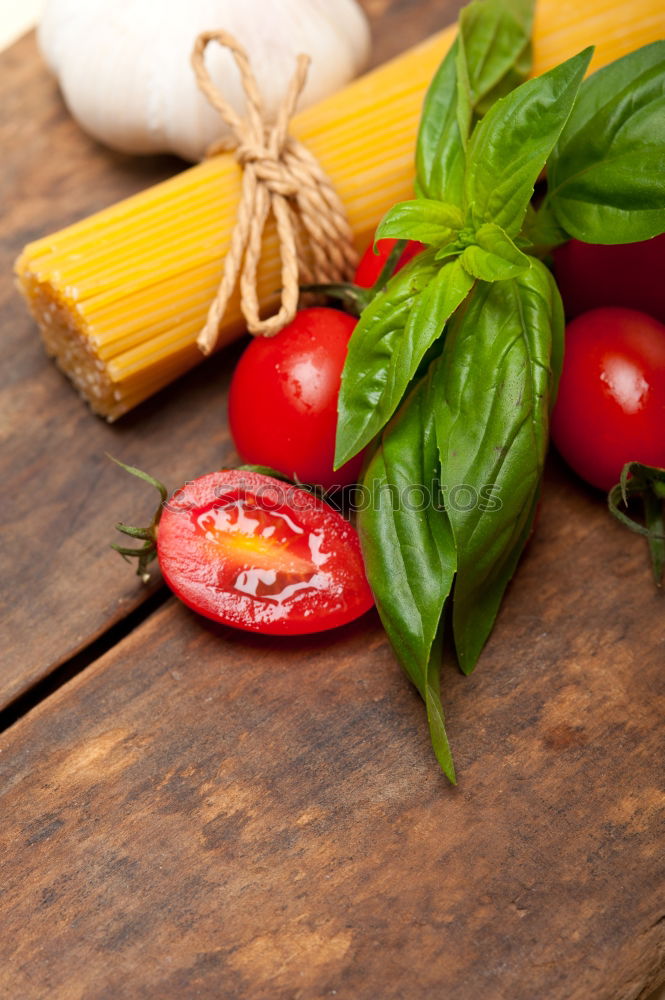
[0,587,170,733]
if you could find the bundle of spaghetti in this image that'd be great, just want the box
[15,0,665,420]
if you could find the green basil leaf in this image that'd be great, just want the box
[521,201,569,252]
[376,199,463,246]
[464,47,593,235]
[434,259,559,674]
[336,255,473,469]
[416,0,536,203]
[546,42,665,244]
[357,367,457,781]
[460,222,532,280]
[434,244,463,263]
[416,38,469,204]
[544,263,565,401]
[335,251,439,468]
[459,0,535,116]
[425,624,457,784]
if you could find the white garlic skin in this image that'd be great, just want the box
[38,0,371,162]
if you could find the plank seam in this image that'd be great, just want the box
[0,586,170,733]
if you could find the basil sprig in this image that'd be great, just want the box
[337,43,591,470]
[337,0,665,780]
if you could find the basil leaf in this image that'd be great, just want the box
[376,199,463,246]
[425,623,457,784]
[416,38,469,204]
[416,0,536,203]
[459,0,535,116]
[357,367,457,781]
[464,47,593,235]
[521,201,569,253]
[544,263,566,400]
[460,222,532,280]
[546,42,665,244]
[336,255,473,469]
[434,260,559,674]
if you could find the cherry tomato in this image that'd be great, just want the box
[353,238,424,288]
[158,470,374,635]
[553,235,665,324]
[551,308,665,491]
[229,308,361,490]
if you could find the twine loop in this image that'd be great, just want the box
[191,30,358,353]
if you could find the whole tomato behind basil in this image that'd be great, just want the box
[229,308,362,490]
[553,235,665,324]
[353,237,424,289]
[551,307,665,491]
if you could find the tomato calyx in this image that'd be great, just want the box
[300,238,409,317]
[109,455,167,582]
[235,463,293,483]
[236,463,338,506]
[608,461,665,585]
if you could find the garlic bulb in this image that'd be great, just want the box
[38,0,371,162]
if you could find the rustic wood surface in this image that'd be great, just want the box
[0,31,218,709]
[1,1,664,998]
[1,464,664,1000]
[0,0,466,712]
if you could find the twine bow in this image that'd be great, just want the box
[191,31,358,354]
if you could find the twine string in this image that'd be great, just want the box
[191,31,357,354]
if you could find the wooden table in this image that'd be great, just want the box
[1,4,664,998]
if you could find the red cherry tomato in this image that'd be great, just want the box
[228,308,361,490]
[553,235,665,324]
[354,238,424,289]
[158,470,374,635]
[551,307,665,491]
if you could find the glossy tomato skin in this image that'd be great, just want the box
[551,308,665,491]
[228,308,361,490]
[354,238,424,288]
[553,235,665,324]
[158,471,374,635]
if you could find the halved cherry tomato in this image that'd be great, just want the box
[158,470,373,635]
[553,235,665,324]
[353,238,424,288]
[551,307,665,491]
[229,307,361,490]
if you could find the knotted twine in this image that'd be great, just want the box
[191,31,358,355]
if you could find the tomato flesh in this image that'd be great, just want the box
[354,238,424,288]
[229,308,362,490]
[551,307,665,491]
[158,471,374,634]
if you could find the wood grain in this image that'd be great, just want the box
[0,31,224,709]
[1,462,664,1000]
[0,0,464,710]
[2,3,664,997]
